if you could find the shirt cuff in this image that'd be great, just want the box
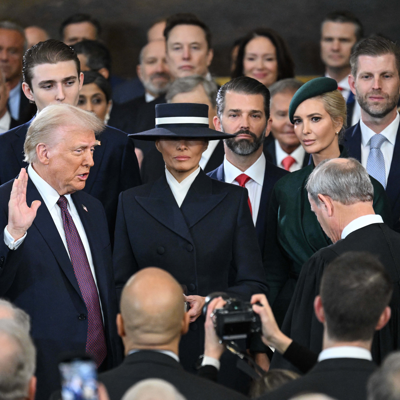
[4,227,26,250]
[201,356,221,370]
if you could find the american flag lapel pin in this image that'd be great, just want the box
[82,204,88,212]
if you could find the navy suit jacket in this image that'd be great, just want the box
[113,170,268,372]
[0,120,141,239]
[207,158,288,255]
[0,177,121,400]
[344,121,400,232]
[265,139,309,169]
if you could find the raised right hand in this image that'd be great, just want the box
[7,168,41,241]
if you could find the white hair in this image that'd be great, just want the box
[122,379,186,400]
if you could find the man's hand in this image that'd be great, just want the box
[251,294,292,354]
[185,295,206,322]
[7,168,41,241]
[204,297,226,360]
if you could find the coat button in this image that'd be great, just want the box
[157,246,165,255]
[190,322,198,331]
[78,314,87,321]
[186,244,193,252]
[188,283,196,292]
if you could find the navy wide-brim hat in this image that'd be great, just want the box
[288,77,338,123]
[129,103,235,141]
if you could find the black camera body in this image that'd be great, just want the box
[204,292,262,341]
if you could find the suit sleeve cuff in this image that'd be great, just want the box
[201,356,221,370]
[4,227,26,250]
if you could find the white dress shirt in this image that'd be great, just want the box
[8,82,21,121]
[145,92,156,103]
[223,153,265,225]
[360,113,400,184]
[4,165,100,291]
[318,346,372,362]
[199,140,220,170]
[275,140,306,172]
[0,111,11,133]
[341,214,383,240]
[165,167,201,207]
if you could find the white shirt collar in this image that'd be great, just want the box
[0,110,11,133]
[127,349,179,362]
[274,140,305,168]
[145,92,156,103]
[341,214,383,239]
[318,346,372,362]
[223,153,265,186]
[28,164,73,213]
[165,167,200,207]
[199,140,219,170]
[360,112,400,147]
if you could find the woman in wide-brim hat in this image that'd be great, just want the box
[113,102,268,372]
[263,77,392,326]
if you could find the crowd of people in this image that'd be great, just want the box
[0,8,400,400]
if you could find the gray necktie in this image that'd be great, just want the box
[367,134,387,188]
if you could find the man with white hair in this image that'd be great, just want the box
[122,379,186,400]
[0,319,36,400]
[0,298,30,332]
[0,104,121,400]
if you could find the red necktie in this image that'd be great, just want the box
[337,86,343,91]
[282,156,296,171]
[57,196,107,367]
[235,174,252,215]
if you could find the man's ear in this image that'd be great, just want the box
[213,115,222,131]
[22,82,35,103]
[348,74,356,95]
[314,295,325,324]
[375,306,391,331]
[36,143,50,165]
[318,194,334,217]
[98,68,110,80]
[116,314,125,338]
[78,72,84,91]
[28,376,36,400]
[181,312,190,336]
[265,118,272,138]
[136,65,143,82]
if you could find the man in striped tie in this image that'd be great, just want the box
[0,104,121,400]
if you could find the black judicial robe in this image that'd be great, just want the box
[264,148,392,326]
[270,223,400,371]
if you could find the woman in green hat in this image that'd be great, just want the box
[264,77,392,326]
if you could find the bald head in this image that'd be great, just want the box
[120,268,186,346]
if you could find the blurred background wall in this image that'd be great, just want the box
[3,0,400,79]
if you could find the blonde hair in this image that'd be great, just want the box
[316,89,347,140]
[24,104,104,164]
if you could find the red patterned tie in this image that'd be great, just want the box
[57,196,107,367]
[282,156,296,171]
[235,174,252,215]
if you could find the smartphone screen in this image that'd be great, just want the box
[59,358,98,400]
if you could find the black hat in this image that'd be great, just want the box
[129,103,235,141]
[289,77,338,123]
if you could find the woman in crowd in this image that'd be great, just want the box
[232,28,295,88]
[77,71,112,124]
[264,77,392,325]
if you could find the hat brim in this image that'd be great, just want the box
[129,126,235,141]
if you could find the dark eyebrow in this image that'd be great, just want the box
[38,76,77,86]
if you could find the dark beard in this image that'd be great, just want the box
[357,89,400,119]
[224,129,265,156]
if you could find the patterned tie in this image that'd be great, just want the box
[57,196,107,367]
[367,134,387,189]
[282,156,296,171]
[235,174,252,215]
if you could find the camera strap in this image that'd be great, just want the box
[225,341,265,380]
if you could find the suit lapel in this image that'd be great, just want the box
[181,171,227,228]
[344,122,362,161]
[386,123,400,205]
[85,130,107,193]
[255,163,272,245]
[11,122,30,169]
[27,178,82,299]
[135,176,193,243]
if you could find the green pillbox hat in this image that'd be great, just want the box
[288,77,338,123]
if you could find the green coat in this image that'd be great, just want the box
[264,153,392,326]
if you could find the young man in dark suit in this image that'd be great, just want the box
[345,36,400,232]
[100,267,247,400]
[255,251,392,400]
[208,76,288,254]
[271,158,400,371]
[0,39,141,239]
[0,104,121,400]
